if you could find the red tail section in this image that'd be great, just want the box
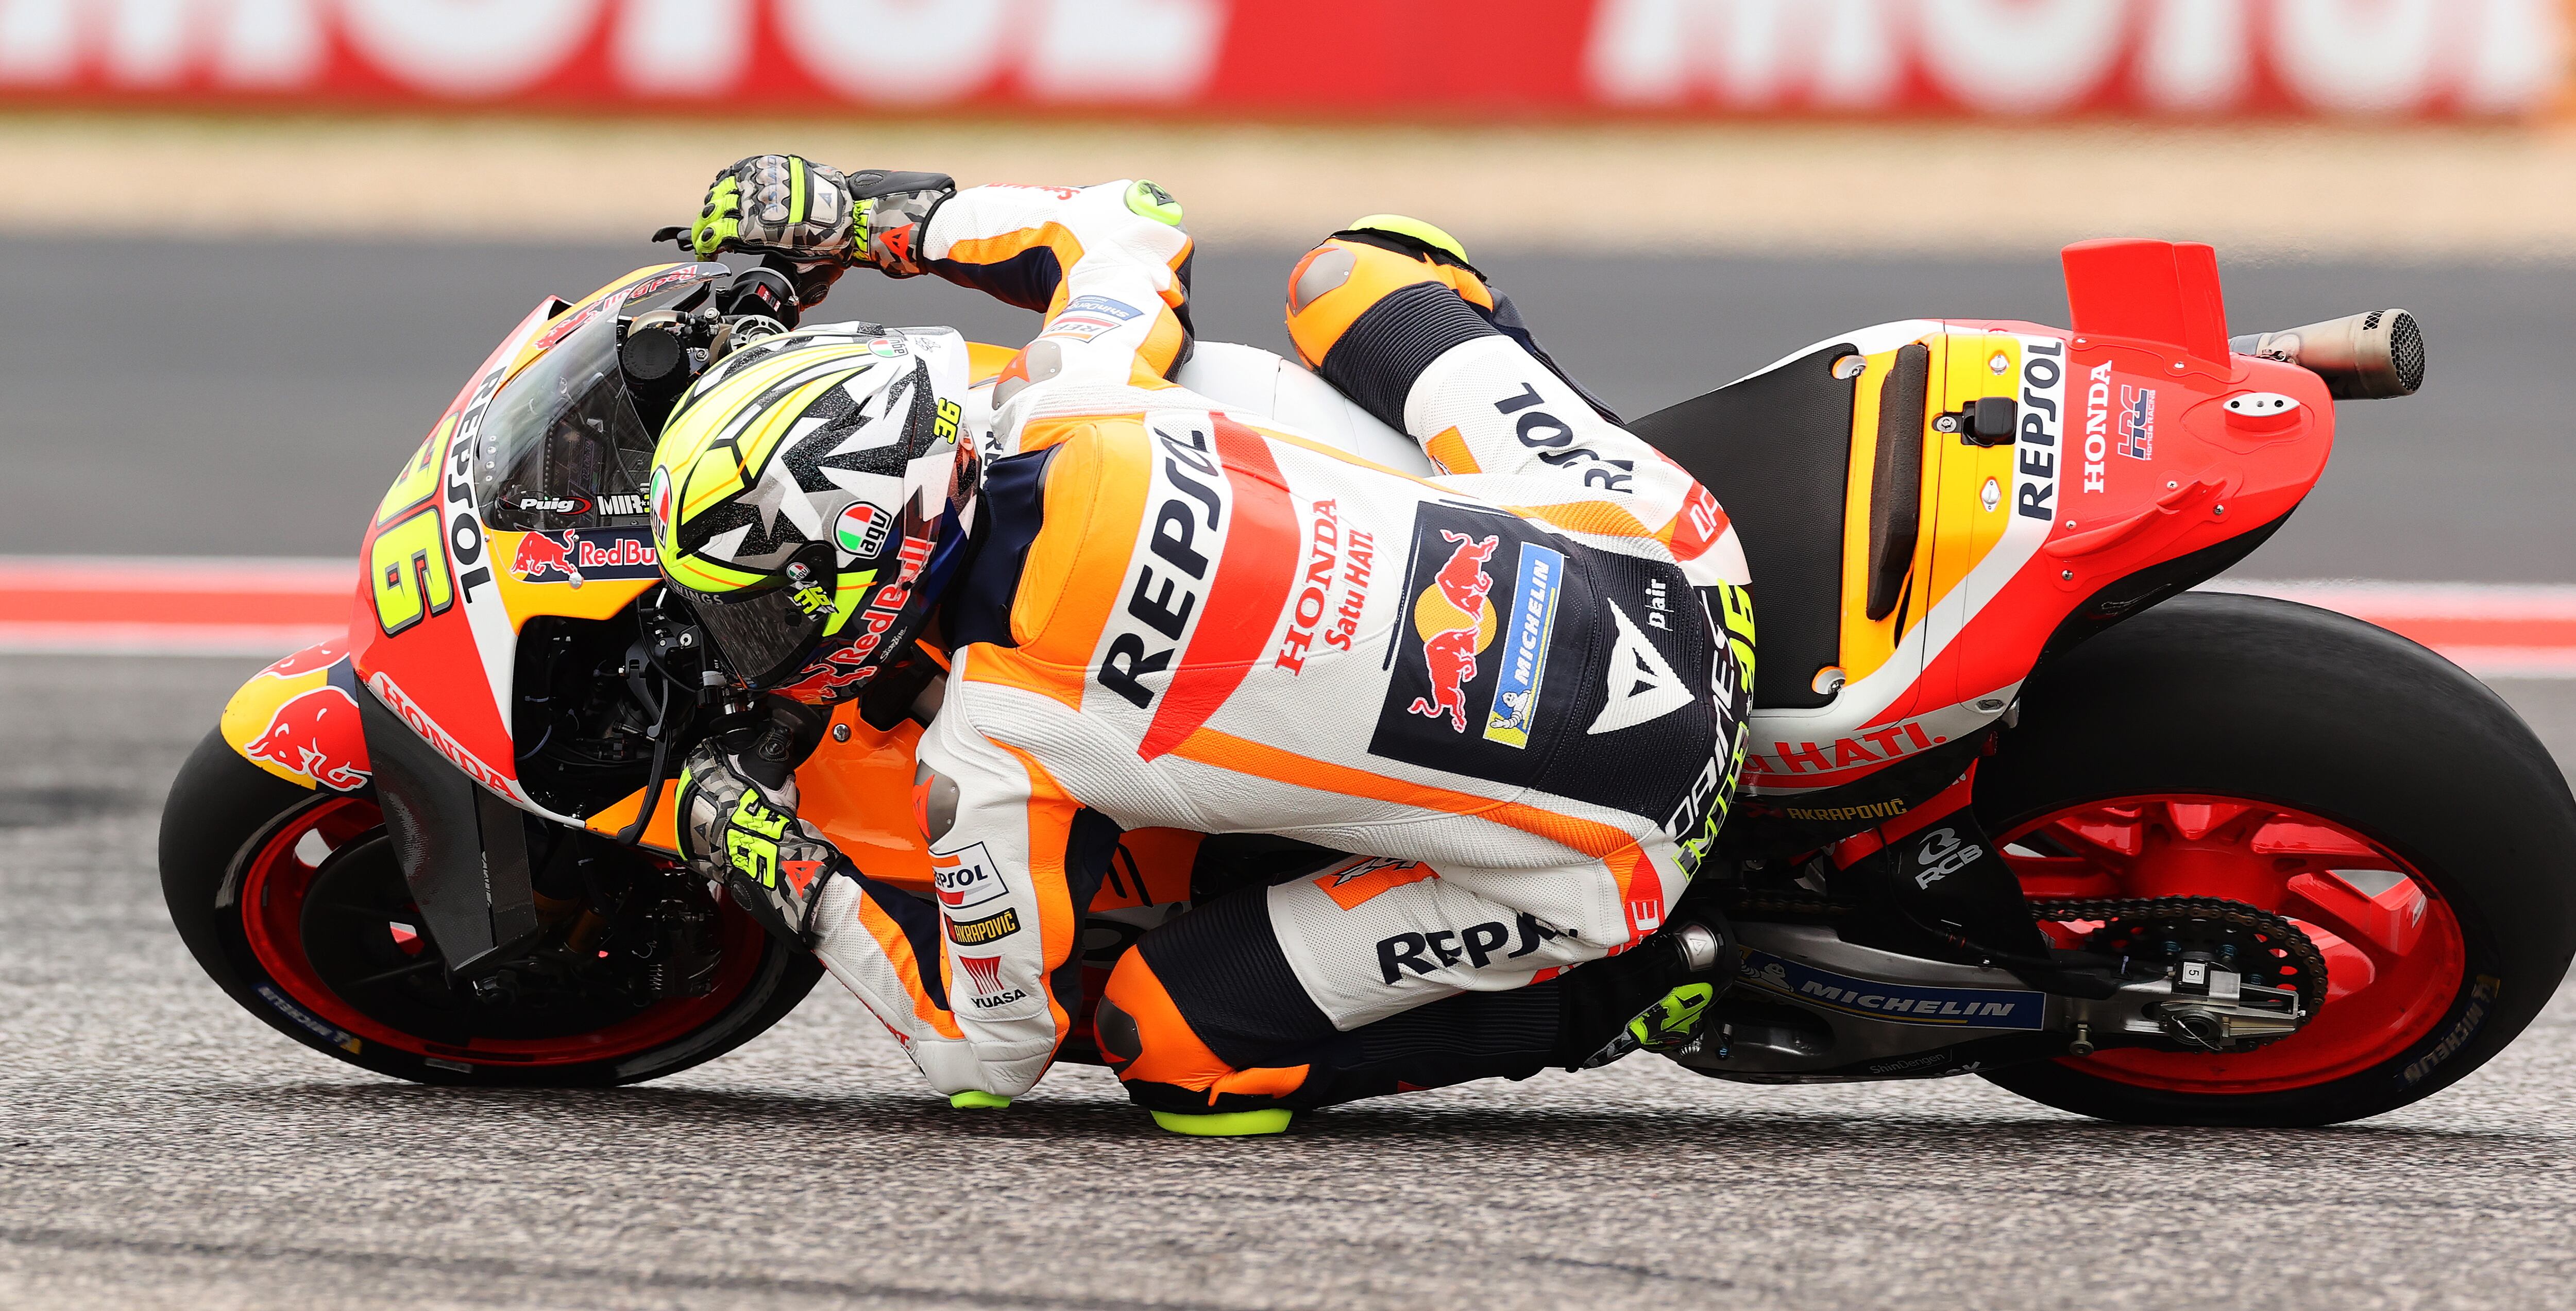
[2061,239,2230,366]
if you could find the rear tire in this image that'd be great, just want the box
[160,730,825,1086]
[1975,592,2576,1126]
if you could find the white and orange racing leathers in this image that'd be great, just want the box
[792,179,1756,1114]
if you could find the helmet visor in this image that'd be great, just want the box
[676,544,838,689]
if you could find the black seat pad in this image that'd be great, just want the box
[1629,343,1859,710]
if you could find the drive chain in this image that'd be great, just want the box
[2033,895,2330,1017]
[1724,891,2330,1016]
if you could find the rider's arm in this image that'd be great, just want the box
[889,181,1196,414]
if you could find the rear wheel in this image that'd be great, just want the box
[161,730,824,1086]
[1975,593,2576,1126]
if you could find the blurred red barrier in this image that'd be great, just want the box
[0,0,2560,119]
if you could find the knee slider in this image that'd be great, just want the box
[1100,947,1313,1108]
[1093,994,1143,1068]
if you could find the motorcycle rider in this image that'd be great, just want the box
[659,155,1756,1134]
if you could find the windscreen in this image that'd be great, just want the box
[470,308,656,534]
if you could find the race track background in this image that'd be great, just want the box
[5,240,2574,1309]
[8,237,2572,580]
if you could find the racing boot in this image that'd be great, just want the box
[1283,215,1620,439]
[1575,920,1732,1069]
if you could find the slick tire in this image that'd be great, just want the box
[160,729,825,1086]
[1974,592,2576,1127]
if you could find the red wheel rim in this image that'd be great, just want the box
[238,795,768,1068]
[1999,794,2465,1095]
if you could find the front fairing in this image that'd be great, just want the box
[342,262,727,823]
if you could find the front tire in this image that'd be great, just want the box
[160,730,825,1086]
[1975,592,2576,1126]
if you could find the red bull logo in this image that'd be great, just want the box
[510,530,585,587]
[1405,531,1499,733]
[244,687,371,791]
[259,639,347,680]
[515,528,665,584]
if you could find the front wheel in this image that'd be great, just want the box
[1974,593,2576,1126]
[160,730,825,1086]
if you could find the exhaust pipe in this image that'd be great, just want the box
[2229,309,2424,400]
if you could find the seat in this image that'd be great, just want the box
[1629,344,1863,709]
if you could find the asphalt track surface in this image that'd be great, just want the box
[7,241,2576,1308]
[8,656,2576,1311]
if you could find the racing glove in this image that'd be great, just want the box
[675,734,847,947]
[689,155,956,294]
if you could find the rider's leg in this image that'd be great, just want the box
[1093,846,1720,1133]
[806,863,1008,1105]
[1282,215,1622,444]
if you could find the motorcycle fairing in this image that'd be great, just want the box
[221,638,371,792]
[1645,244,2333,807]
[343,262,727,823]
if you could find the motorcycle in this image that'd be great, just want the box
[162,240,2576,1125]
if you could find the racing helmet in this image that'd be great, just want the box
[650,325,978,699]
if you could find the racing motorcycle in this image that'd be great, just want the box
[161,240,2576,1126]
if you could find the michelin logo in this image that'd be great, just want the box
[1739,951,2045,1030]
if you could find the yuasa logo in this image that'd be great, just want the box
[956,953,1028,1009]
[930,842,1008,911]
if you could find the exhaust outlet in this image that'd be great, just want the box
[2229,309,2424,400]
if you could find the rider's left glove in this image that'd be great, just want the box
[690,155,955,283]
[676,736,846,946]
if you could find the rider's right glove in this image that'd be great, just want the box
[675,735,848,946]
[689,155,956,295]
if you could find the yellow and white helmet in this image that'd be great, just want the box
[650,325,977,698]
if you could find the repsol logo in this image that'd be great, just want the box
[1377,913,1564,984]
[1097,426,1226,709]
[435,353,514,605]
[2015,338,2063,522]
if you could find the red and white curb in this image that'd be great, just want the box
[2204,580,2576,680]
[0,557,350,657]
[2,558,2572,679]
